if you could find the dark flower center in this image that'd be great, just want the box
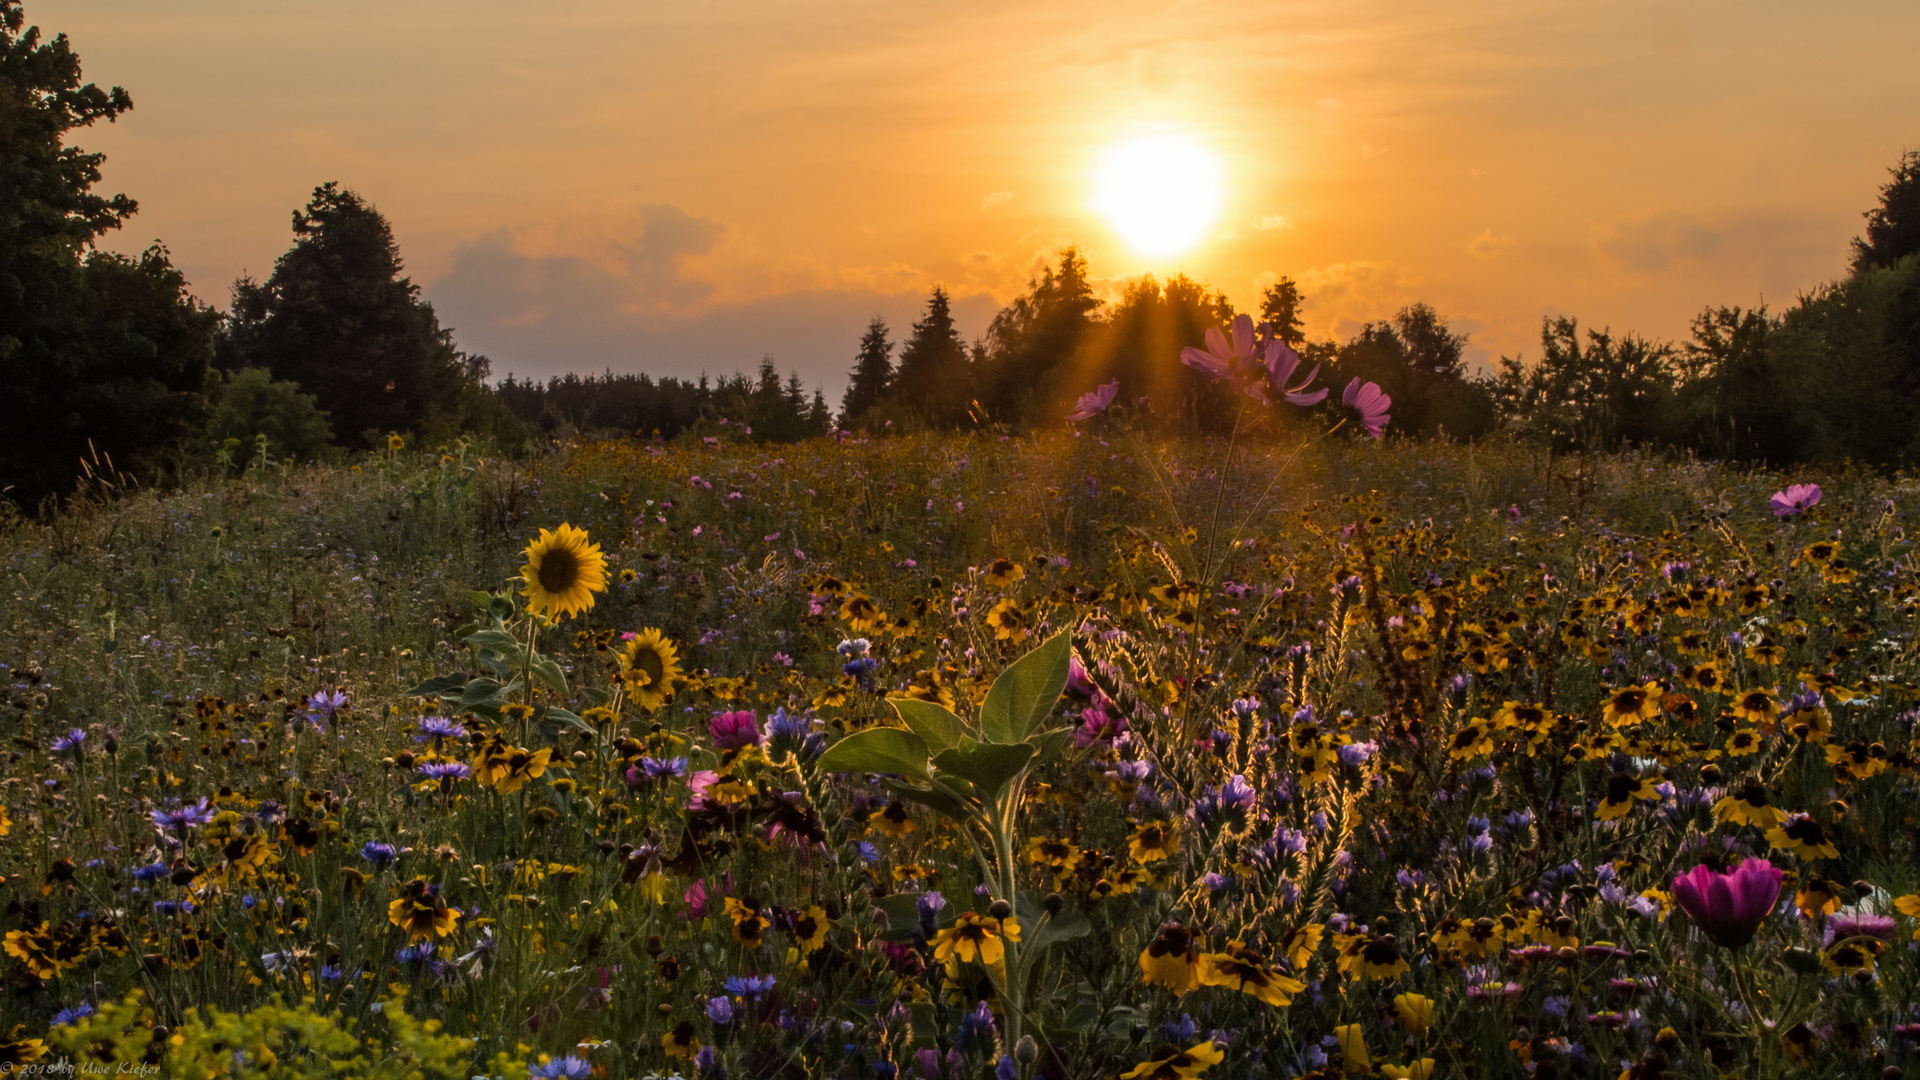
[538,547,580,594]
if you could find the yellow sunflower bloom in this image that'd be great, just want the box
[619,628,684,712]
[519,523,607,619]
[1120,1041,1223,1080]
[1601,683,1662,728]
[1196,944,1306,1006]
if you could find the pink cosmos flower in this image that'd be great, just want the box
[1341,378,1392,439]
[1180,314,1261,381]
[1770,483,1821,518]
[1067,379,1121,421]
[1671,859,1783,948]
[1259,339,1328,406]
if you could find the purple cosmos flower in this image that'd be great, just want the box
[1671,858,1783,948]
[709,710,761,750]
[1067,379,1120,421]
[1181,314,1262,381]
[1259,339,1328,406]
[1770,483,1821,517]
[1341,378,1392,438]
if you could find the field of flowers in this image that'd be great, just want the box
[3,409,1920,1079]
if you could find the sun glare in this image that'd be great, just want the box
[1091,133,1225,259]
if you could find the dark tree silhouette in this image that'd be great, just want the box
[840,316,893,424]
[890,287,973,423]
[1851,150,1920,274]
[979,248,1101,424]
[221,183,489,446]
[1258,277,1307,344]
[0,1,218,504]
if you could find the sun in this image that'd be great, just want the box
[1092,133,1225,258]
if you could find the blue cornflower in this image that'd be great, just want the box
[395,942,436,965]
[706,995,734,1025]
[916,891,946,936]
[417,761,472,783]
[361,841,399,868]
[414,716,468,745]
[150,797,215,834]
[641,756,688,780]
[722,973,776,1000]
[129,862,167,882]
[854,841,880,863]
[305,689,349,727]
[529,1057,593,1079]
[52,1003,96,1026]
[50,728,86,754]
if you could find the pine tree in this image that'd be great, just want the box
[841,316,893,425]
[891,287,972,423]
[979,249,1101,423]
[1259,277,1307,344]
[1851,149,1920,274]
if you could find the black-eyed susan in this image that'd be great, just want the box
[787,905,830,952]
[724,897,769,946]
[519,524,607,619]
[983,558,1025,588]
[1894,894,1920,938]
[1139,922,1201,993]
[619,628,684,712]
[1334,932,1411,980]
[839,594,884,633]
[1820,938,1884,976]
[985,597,1033,643]
[1601,683,1662,727]
[1728,688,1780,726]
[1726,728,1765,756]
[1392,992,1434,1034]
[1714,779,1788,829]
[1128,822,1178,864]
[1280,923,1325,969]
[1025,836,1082,870]
[3,924,74,980]
[1767,814,1840,859]
[931,911,1018,967]
[872,800,915,838]
[1794,873,1842,918]
[1446,720,1494,761]
[1433,917,1498,959]
[388,879,461,941]
[1119,1040,1223,1080]
[1594,772,1661,821]
[1379,1061,1437,1080]
[661,1022,700,1059]
[1196,943,1306,1006]
[0,1039,47,1068]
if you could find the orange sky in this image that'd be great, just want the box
[43,0,1920,395]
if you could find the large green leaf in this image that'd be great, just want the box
[529,656,570,696]
[885,779,974,821]
[457,677,509,710]
[540,707,596,737]
[464,629,520,654]
[888,698,970,754]
[932,740,1035,799]
[814,727,931,781]
[405,672,469,698]
[978,629,1073,744]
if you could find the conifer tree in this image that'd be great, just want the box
[891,287,972,423]
[841,316,893,424]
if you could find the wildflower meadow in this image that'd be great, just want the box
[5,341,1920,1080]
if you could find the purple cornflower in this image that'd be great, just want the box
[723,973,776,1000]
[705,996,735,1025]
[636,755,688,781]
[151,798,215,836]
[50,728,86,754]
[417,761,472,785]
[414,717,468,746]
[529,1057,594,1080]
[52,1003,96,1026]
[1067,379,1120,421]
[305,689,349,727]
[1770,483,1822,517]
[361,842,399,868]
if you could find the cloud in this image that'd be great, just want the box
[1596,211,1722,273]
[1296,260,1425,340]
[425,224,997,398]
[1253,215,1295,232]
[980,191,1013,211]
[1467,227,1516,259]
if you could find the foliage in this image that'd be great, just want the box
[888,286,975,426]
[842,316,895,425]
[0,1,219,506]
[1851,148,1920,274]
[219,182,498,449]
[203,367,335,469]
[1329,305,1495,440]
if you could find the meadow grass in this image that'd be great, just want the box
[2,429,1918,1079]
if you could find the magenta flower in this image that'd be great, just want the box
[1671,859,1783,948]
[1067,379,1120,421]
[709,710,761,750]
[1260,339,1328,406]
[1180,314,1260,381]
[1340,378,1392,438]
[1769,483,1821,518]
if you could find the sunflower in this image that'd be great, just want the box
[1197,943,1306,1006]
[1128,823,1178,864]
[1767,814,1840,859]
[931,911,1018,966]
[1728,688,1779,726]
[1595,772,1660,821]
[1140,922,1201,993]
[519,524,608,619]
[1120,1041,1223,1080]
[724,897,769,946]
[788,906,830,952]
[619,628,684,712]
